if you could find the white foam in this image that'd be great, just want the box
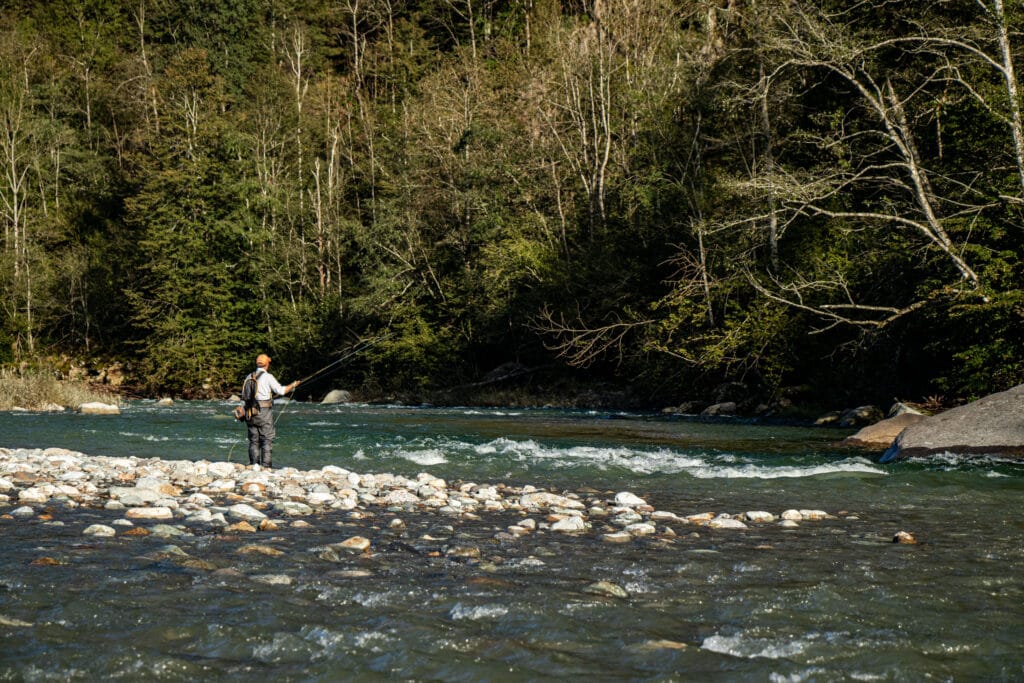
[449,603,509,620]
[399,449,448,466]
[701,632,813,659]
[351,591,392,607]
[690,460,885,479]
[462,437,885,479]
[353,630,391,650]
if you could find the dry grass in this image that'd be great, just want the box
[0,369,119,411]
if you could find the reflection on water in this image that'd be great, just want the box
[2,401,1024,680]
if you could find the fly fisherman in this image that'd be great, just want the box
[244,353,300,469]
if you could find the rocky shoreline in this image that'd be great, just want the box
[0,447,857,549]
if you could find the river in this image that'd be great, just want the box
[1,400,1023,681]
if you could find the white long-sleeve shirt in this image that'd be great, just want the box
[253,368,287,401]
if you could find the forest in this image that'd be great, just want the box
[1,0,1023,410]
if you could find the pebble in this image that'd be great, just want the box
[445,546,481,559]
[125,507,174,521]
[150,524,187,537]
[707,517,748,530]
[745,511,776,523]
[551,516,587,533]
[583,581,629,599]
[83,524,116,537]
[238,544,285,556]
[338,536,371,553]
[227,503,266,523]
[251,574,293,586]
[893,530,917,544]
[614,492,647,507]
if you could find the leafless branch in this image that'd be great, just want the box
[533,305,653,368]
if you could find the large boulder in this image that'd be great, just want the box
[842,412,927,449]
[880,384,1024,462]
[321,389,352,405]
[78,402,120,415]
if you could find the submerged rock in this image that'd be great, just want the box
[251,574,293,586]
[893,530,917,545]
[77,402,121,415]
[583,581,629,599]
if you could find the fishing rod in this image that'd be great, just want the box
[293,335,385,387]
[272,333,390,427]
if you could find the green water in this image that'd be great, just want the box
[2,400,1023,681]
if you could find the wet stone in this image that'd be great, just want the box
[893,530,917,544]
[251,574,292,586]
[338,536,372,553]
[445,546,482,559]
[237,544,285,557]
[125,507,174,521]
[551,516,587,533]
[583,580,629,599]
[614,492,647,508]
[624,522,657,536]
[601,531,633,543]
[745,511,776,523]
[227,503,266,523]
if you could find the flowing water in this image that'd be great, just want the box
[2,400,1023,681]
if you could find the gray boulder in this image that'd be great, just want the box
[817,405,885,427]
[843,412,927,449]
[701,402,736,416]
[78,402,120,415]
[838,405,883,427]
[321,389,352,405]
[880,384,1024,462]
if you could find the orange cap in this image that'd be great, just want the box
[256,354,271,368]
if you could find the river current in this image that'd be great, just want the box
[1,400,1023,681]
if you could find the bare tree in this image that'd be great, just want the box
[738,2,997,329]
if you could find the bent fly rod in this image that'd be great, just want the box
[274,333,390,424]
[292,335,387,389]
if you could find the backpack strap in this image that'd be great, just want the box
[243,369,266,409]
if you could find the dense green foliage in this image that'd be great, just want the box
[1,0,1022,407]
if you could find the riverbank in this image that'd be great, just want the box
[0,370,119,412]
